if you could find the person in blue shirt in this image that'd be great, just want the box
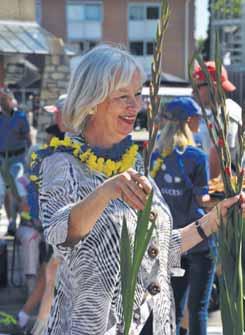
[0,87,31,235]
[151,97,214,335]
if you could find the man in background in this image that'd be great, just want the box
[0,87,31,235]
[193,61,242,178]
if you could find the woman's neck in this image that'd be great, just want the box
[84,122,116,149]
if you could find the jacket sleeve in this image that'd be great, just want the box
[39,153,81,258]
[169,229,183,276]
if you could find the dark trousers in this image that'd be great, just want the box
[171,252,215,335]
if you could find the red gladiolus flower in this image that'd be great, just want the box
[225,166,231,177]
[218,137,225,147]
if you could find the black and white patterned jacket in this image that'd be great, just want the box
[39,137,182,335]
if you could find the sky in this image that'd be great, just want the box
[195,0,210,40]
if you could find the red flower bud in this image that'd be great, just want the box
[225,166,231,177]
[207,122,213,129]
[218,137,225,147]
[143,141,148,149]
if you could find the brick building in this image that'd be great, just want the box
[36,0,195,80]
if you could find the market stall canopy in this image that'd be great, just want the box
[0,20,74,55]
[145,72,190,87]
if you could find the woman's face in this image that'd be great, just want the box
[0,95,13,114]
[86,71,143,147]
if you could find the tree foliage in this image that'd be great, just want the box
[212,0,242,18]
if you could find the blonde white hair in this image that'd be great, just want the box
[63,44,145,133]
[156,119,195,154]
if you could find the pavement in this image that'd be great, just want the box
[0,208,223,335]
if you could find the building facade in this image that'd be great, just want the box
[37,0,195,80]
[209,0,245,105]
[209,0,245,70]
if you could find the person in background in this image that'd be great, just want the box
[151,97,213,335]
[192,61,242,178]
[0,87,31,235]
[17,95,67,334]
[44,94,66,143]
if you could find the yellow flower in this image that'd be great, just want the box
[31,152,37,161]
[72,142,81,151]
[97,157,105,171]
[73,149,80,157]
[30,175,38,182]
[150,158,163,178]
[79,149,91,162]
[87,153,97,165]
[40,144,48,149]
[21,211,32,221]
[63,137,72,147]
[50,137,60,148]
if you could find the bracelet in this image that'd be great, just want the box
[195,220,208,240]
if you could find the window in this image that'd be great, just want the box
[130,42,144,55]
[89,41,97,49]
[79,40,97,52]
[67,5,85,20]
[130,41,155,56]
[146,41,154,55]
[146,6,159,19]
[129,6,144,20]
[67,3,101,22]
[35,0,42,23]
[129,3,160,21]
[85,4,101,21]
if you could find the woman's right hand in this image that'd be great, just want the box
[102,168,152,210]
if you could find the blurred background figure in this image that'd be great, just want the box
[17,94,67,334]
[134,96,149,130]
[151,97,214,335]
[192,61,242,178]
[0,87,31,235]
[43,94,66,142]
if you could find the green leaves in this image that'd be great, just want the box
[0,311,16,326]
[120,1,170,333]
[144,0,170,176]
[120,192,154,335]
[190,35,244,335]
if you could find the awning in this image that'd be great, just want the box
[141,86,192,96]
[145,72,190,87]
[0,20,74,55]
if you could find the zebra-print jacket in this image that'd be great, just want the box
[39,139,182,335]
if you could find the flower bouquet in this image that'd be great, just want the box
[120,1,170,334]
[189,40,245,335]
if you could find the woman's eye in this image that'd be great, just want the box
[119,95,129,101]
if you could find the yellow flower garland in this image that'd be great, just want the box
[150,141,193,178]
[31,137,139,178]
[150,148,172,178]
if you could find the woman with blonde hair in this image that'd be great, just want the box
[151,96,214,335]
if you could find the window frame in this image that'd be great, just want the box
[129,40,155,56]
[66,1,103,23]
[128,3,160,21]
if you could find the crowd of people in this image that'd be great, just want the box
[0,44,244,335]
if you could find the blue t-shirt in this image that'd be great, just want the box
[0,109,30,152]
[152,146,214,253]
